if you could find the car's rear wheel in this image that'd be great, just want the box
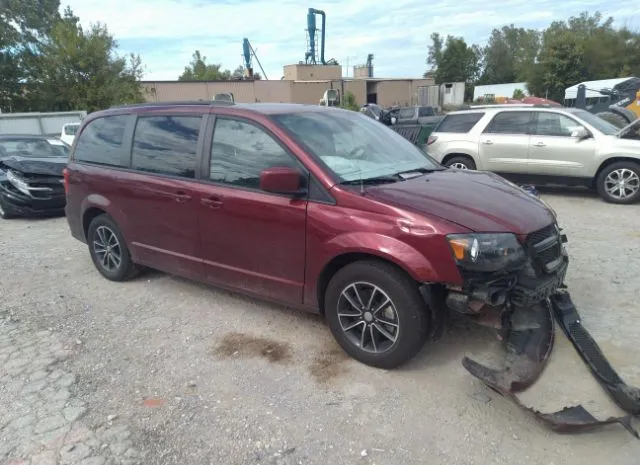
[444,155,476,170]
[87,214,139,281]
[324,260,430,369]
[596,161,640,204]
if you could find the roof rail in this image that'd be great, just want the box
[467,103,559,109]
[109,100,235,109]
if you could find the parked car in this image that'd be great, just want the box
[60,122,80,145]
[426,105,640,204]
[64,102,566,369]
[395,105,442,125]
[0,134,69,219]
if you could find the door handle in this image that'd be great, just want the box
[482,140,493,145]
[201,196,223,208]
[174,191,192,202]
[533,142,546,147]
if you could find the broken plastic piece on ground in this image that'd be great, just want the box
[142,397,165,408]
[550,291,640,415]
[462,296,640,438]
[463,302,554,393]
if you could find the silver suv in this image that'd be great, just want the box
[426,105,640,204]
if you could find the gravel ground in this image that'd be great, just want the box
[1,189,639,465]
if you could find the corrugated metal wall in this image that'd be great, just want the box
[376,81,413,107]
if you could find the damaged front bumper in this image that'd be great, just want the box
[437,223,640,437]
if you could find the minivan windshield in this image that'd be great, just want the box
[273,110,442,182]
[570,109,620,135]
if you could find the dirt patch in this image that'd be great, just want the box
[309,348,350,384]
[212,332,292,364]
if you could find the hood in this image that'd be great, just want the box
[0,156,67,177]
[615,119,640,138]
[365,170,556,234]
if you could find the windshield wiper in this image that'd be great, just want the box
[340,175,399,186]
[394,167,445,178]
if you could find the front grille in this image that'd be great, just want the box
[20,174,65,199]
[526,223,563,275]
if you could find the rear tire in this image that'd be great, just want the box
[324,260,430,369]
[596,111,628,129]
[596,161,640,204]
[87,214,140,281]
[444,155,476,170]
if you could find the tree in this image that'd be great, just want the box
[340,91,359,111]
[426,33,482,101]
[27,7,144,112]
[525,11,640,100]
[512,88,526,99]
[479,25,540,84]
[178,50,232,80]
[0,0,61,111]
[231,65,262,80]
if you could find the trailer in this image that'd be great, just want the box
[0,111,87,138]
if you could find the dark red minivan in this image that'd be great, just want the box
[64,101,568,368]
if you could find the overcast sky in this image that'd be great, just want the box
[61,0,639,81]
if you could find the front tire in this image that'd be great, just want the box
[596,161,640,204]
[324,260,430,369]
[87,214,139,281]
[444,155,476,170]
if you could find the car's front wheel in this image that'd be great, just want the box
[444,155,476,170]
[596,161,640,204]
[87,214,139,281]
[324,260,430,369]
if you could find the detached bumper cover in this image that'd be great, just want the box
[462,291,640,438]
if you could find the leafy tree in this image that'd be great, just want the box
[427,33,481,101]
[25,7,144,112]
[231,65,262,80]
[427,34,481,84]
[178,50,232,80]
[479,25,540,84]
[0,0,61,111]
[340,91,359,111]
[512,88,526,99]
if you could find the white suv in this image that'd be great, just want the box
[426,105,640,204]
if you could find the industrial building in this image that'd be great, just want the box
[141,7,464,108]
[141,69,439,108]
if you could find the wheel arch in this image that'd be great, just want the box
[82,207,107,240]
[593,156,640,187]
[442,152,477,167]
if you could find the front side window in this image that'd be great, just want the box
[534,112,584,137]
[484,111,534,135]
[74,115,128,166]
[131,116,201,178]
[273,110,442,182]
[209,117,299,189]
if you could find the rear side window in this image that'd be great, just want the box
[436,113,484,133]
[74,115,128,166]
[131,116,202,179]
[484,111,534,135]
[398,108,414,118]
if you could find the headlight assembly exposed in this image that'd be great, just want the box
[446,233,526,272]
[6,169,31,196]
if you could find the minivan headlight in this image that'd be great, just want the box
[446,233,526,272]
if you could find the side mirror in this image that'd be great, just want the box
[571,127,589,140]
[259,167,306,196]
